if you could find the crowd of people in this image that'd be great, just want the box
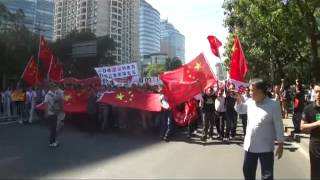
[0,78,319,180]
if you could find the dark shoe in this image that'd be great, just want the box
[163,136,169,142]
[201,136,207,142]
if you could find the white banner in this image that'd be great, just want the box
[95,63,139,86]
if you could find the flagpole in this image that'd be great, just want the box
[47,55,54,81]
[36,35,42,85]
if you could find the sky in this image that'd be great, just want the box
[147,0,229,65]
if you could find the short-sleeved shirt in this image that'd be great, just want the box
[203,94,216,113]
[303,102,320,155]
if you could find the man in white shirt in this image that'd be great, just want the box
[215,88,226,141]
[43,83,62,147]
[235,79,284,180]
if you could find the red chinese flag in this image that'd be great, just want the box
[160,53,216,105]
[207,35,222,58]
[173,99,198,127]
[22,56,43,86]
[36,89,89,114]
[229,35,248,82]
[64,89,89,114]
[39,36,53,69]
[48,56,64,81]
[98,90,162,112]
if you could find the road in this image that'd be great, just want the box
[0,121,310,179]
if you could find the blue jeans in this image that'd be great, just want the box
[243,151,274,180]
[160,110,173,138]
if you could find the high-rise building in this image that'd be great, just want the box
[54,0,140,64]
[160,19,185,63]
[139,0,160,57]
[1,0,54,40]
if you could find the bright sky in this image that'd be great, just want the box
[147,0,229,65]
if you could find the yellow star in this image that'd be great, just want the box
[64,95,72,102]
[116,93,125,101]
[232,44,237,52]
[194,62,202,71]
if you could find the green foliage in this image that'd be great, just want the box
[146,64,166,77]
[165,57,183,70]
[0,3,37,88]
[50,30,116,78]
[223,0,320,84]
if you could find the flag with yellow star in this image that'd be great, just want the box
[160,53,217,105]
[173,99,198,127]
[39,36,54,70]
[229,35,248,82]
[35,89,89,114]
[22,56,43,86]
[207,35,222,58]
[48,56,64,81]
[98,89,162,112]
[63,89,89,114]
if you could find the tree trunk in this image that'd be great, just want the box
[2,73,6,89]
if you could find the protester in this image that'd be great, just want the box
[200,87,217,141]
[215,88,226,141]
[43,83,62,147]
[235,78,284,180]
[159,93,172,142]
[235,87,250,137]
[300,84,320,180]
[225,84,238,140]
[280,79,290,119]
[292,79,305,134]
[4,87,12,117]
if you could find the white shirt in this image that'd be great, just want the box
[235,95,250,115]
[215,96,226,112]
[310,89,315,102]
[236,98,285,153]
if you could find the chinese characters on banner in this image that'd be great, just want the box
[95,63,139,86]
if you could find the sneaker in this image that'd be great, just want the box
[162,136,169,142]
[49,141,59,147]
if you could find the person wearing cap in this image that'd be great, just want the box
[235,79,284,180]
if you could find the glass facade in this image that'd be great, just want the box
[160,20,185,63]
[139,0,160,57]
[1,0,54,40]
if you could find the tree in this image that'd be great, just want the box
[145,64,166,77]
[165,57,183,70]
[0,4,35,88]
[51,30,116,78]
[223,0,320,84]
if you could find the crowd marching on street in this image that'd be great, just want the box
[0,78,319,180]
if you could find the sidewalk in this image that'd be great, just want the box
[283,115,310,159]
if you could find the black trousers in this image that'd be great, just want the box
[216,112,226,138]
[48,115,58,144]
[243,151,274,180]
[310,145,320,180]
[239,114,248,136]
[202,111,215,138]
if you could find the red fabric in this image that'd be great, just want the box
[160,53,216,105]
[207,35,222,58]
[173,99,198,127]
[39,36,53,69]
[229,35,248,82]
[48,56,63,81]
[36,89,89,114]
[98,90,162,112]
[294,99,299,109]
[22,56,43,86]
